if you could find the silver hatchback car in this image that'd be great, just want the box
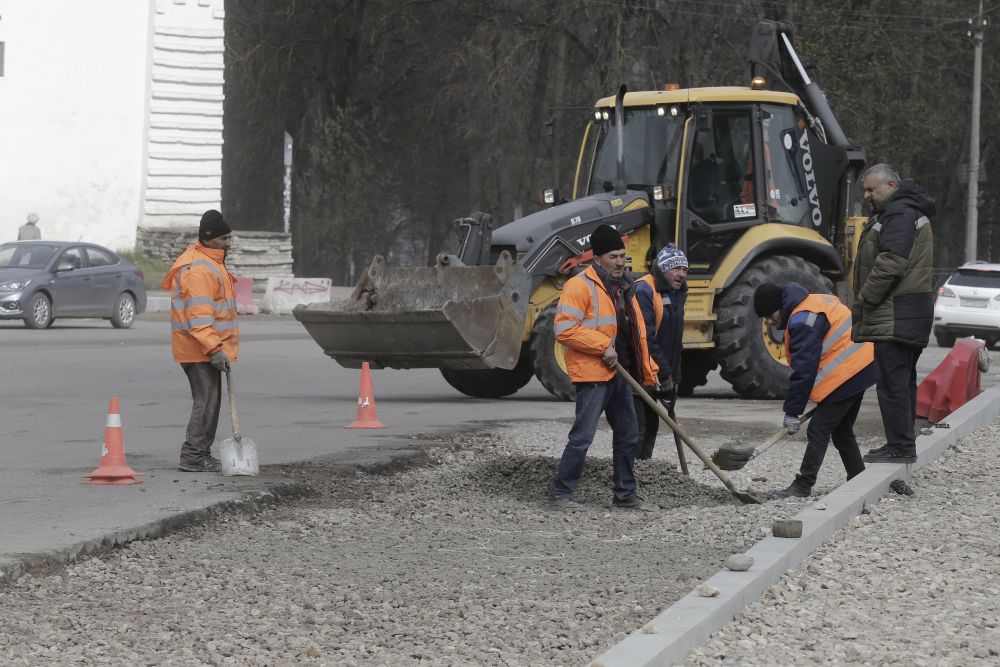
[0,241,147,329]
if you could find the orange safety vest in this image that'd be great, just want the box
[161,243,239,363]
[785,294,873,403]
[554,265,657,384]
[638,274,664,331]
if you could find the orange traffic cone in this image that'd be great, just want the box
[345,362,387,429]
[83,397,143,485]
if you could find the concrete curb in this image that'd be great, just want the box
[593,386,1000,667]
[0,481,313,587]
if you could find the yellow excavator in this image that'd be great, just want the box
[294,20,867,400]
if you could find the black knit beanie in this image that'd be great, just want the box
[753,284,784,318]
[589,224,625,257]
[199,209,232,242]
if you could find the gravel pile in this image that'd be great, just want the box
[686,420,1000,666]
[0,411,965,666]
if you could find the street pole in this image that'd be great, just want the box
[965,0,986,263]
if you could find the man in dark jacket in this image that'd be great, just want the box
[633,244,687,459]
[755,283,876,497]
[852,163,935,464]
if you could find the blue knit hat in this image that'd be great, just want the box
[655,244,688,273]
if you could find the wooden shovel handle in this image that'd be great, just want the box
[750,405,818,460]
[225,369,241,442]
[615,363,741,494]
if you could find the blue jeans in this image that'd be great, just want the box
[549,374,640,501]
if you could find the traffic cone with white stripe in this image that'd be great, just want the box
[83,397,143,485]
[345,362,387,429]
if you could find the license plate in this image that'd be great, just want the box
[961,297,989,308]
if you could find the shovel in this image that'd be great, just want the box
[221,369,259,476]
[711,406,817,471]
[662,396,689,475]
[616,363,761,504]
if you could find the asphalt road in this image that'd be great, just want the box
[0,312,992,571]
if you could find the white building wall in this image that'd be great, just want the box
[0,0,154,250]
[0,0,226,250]
[144,0,225,228]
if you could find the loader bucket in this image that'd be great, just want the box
[293,251,531,371]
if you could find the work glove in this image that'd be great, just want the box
[661,386,677,414]
[602,345,618,369]
[657,372,674,397]
[783,414,800,435]
[210,350,230,373]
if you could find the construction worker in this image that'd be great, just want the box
[161,209,238,473]
[633,244,688,459]
[753,282,876,498]
[548,224,658,510]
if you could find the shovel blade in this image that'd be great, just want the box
[221,436,259,476]
[711,445,754,471]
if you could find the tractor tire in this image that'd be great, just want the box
[677,349,718,397]
[714,255,833,399]
[439,344,535,398]
[529,302,575,401]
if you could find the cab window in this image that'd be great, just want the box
[687,109,754,224]
[761,104,810,224]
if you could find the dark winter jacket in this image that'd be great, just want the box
[636,268,687,386]
[851,179,935,347]
[780,283,877,417]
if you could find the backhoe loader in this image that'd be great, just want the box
[294,20,868,400]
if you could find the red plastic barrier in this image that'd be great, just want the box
[234,276,259,315]
[916,337,983,423]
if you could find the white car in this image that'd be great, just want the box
[933,262,1000,348]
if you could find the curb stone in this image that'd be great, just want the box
[592,385,1000,667]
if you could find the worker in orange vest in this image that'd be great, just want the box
[753,283,876,499]
[161,209,239,473]
[633,244,688,460]
[548,224,659,511]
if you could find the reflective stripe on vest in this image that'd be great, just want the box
[785,294,875,403]
[169,261,238,331]
[639,274,664,331]
[554,275,618,333]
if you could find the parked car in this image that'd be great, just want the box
[933,261,1000,348]
[0,241,147,329]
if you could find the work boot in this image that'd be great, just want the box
[547,497,583,512]
[864,445,890,457]
[768,484,810,500]
[178,457,222,473]
[863,448,917,464]
[611,495,645,510]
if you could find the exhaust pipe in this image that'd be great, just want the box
[614,84,627,195]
